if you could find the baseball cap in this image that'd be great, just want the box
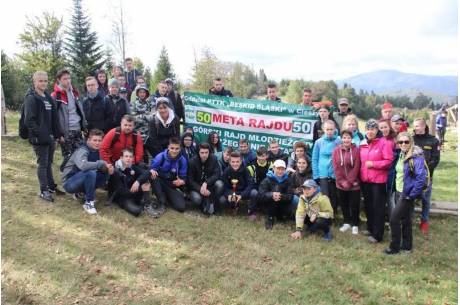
[301,179,319,189]
[338,98,349,105]
[391,114,404,122]
[273,160,286,168]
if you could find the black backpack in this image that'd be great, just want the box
[18,103,29,139]
[110,126,139,152]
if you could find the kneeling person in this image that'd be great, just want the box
[62,129,114,214]
[110,149,160,217]
[291,180,334,241]
[259,160,293,230]
[150,138,188,212]
[188,143,224,215]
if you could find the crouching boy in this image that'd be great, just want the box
[62,129,114,214]
[291,179,334,241]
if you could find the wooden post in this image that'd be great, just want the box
[1,84,6,135]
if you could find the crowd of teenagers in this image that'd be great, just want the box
[20,57,444,255]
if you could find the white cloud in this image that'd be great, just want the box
[1,0,457,82]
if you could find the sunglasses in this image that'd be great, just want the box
[398,140,410,145]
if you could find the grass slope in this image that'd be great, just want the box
[1,123,458,304]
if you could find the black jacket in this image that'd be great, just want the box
[222,165,254,199]
[267,150,288,164]
[23,88,60,145]
[168,90,185,122]
[147,115,181,158]
[259,173,293,202]
[110,164,150,201]
[289,170,312,196]
[209,87,233,97]
[82,92,109,132]
[188,154,221,192]
[104,95,130,133]
[413,128,440,177]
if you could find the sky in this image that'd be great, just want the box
[0,0,457,83]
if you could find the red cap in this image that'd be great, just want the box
[382,102,393,110]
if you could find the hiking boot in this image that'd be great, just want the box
[383,248,399,255]
[339,223,351,233]
[367,236,378,244]
[48,185,65,195]
[83,201,97,215]
[323,231,333,241]
[39,191,54,202]
[144,204,162,218]
[420,220,429,234]
[352,226,359,235]
[265,217,274,230]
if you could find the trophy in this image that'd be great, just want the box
[230,179,239,213]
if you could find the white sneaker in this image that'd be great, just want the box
[339,223,351,232]
[352,226,359,235]
[83,201,97,215]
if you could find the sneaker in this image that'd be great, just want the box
[48,185,65,195]
[144,204,162,218]
[323,231,333,241]
[352,226,359,235]
[83,201,97,215]
[72,192,86,202]
[39,190,54,202]
[248,213,257,221]
[420,220,429,234]
[265,217,274,230]
[401,248,413,254]
[339,223,351,233]
[368,236,378,244]
[383,247,399,255]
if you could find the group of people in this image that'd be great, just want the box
[21,60,443,255]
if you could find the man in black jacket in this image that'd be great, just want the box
[218,151,257,214]
[209,78,233,97]
[24,71,61,202]
[82,76,110,133]
[188,143,224,215]
[259,159,294,230]
[266,83,281,102]
[165,78,185,123]
[104,78,130,133]
[153,80,184,122]
[413,118,441,234]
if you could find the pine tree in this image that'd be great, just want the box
[152,46,175,89]
[64,0,105,89]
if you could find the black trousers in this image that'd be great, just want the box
[218,189,258,212]
[337,189,361,226]
[189,180,225,208]
[361,182,386,242]
[33,144,56,192]
[116,194,144,217]
[319,178,338,214]
[152,178,185,212]
[389,192,414,251]
[260,196,292,219]
[305,217,332,234]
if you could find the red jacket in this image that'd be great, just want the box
[359,137,394,184]
[332,144,361,191]
[100,128,144,165]
[50,83,80,103]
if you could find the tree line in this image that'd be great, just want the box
[1,0,441,120]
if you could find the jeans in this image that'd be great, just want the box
[421,182,432,222]
[291,195,300,217]
[337,189,360,226]
[319,178,338,214]
[189,180,225,209]
[361,182,386,242]
[63,170,109,201]
[33,144,56,192]
[389,192,414,251]
[152,178,186,212]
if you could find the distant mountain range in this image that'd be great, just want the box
[337,70,458,104]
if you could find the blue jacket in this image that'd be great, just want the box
[150,149,187,181]
[312,133,341,179]
[402,147,427,200]
[352,130,364,147]
[436,114,447,130]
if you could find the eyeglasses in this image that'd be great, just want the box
[398,140,410,145]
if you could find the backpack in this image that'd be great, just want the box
[18,103,29,139]
[110,126,139,153]
[408,158,430,191]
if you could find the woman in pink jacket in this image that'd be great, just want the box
[359,119,394,243]
[333,130,361,235]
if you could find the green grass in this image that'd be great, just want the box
[1,114,458,304]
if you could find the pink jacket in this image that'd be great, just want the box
[359,137,394,184]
